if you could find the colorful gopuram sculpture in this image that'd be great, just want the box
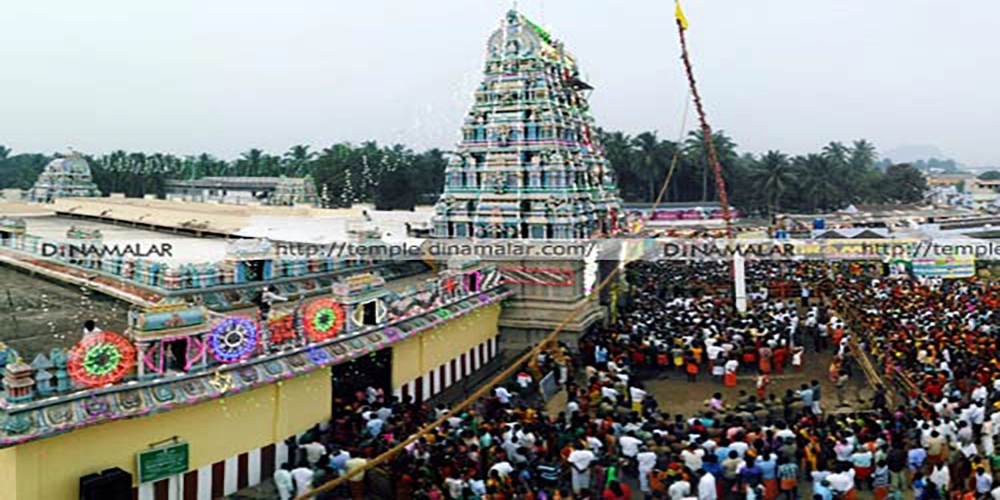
[28,153,101,203]
[432,10,624,240]
[272,175,319,206]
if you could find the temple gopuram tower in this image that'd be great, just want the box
[432,10,624,239]
[433,11,625,347]
[28,153,101,203]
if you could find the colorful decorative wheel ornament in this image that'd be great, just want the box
[302,298,345,343]
[68,331,136,388]
[208,317,259,363]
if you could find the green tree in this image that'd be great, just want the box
[598,130,640,200]
[751,150,795,214]
[283,145,316,177]
[410,149,447,203]
[880,164,928,203]
[235,149,265,176]
[375,161,417,210]
[313,143,357,207]
[792,154,842,212]
[631,132,666,203]
[978,171,1000,181]
[0,150,47,190]
[849,139,878,171]
[822,141,850,166]
[683,129,738,202]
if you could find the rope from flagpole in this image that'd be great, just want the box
[652,94,691,208]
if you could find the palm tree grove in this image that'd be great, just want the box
[0,132,927,214]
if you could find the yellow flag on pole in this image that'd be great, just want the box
[675,1,690,30]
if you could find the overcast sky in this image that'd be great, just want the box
[2,0,997,165]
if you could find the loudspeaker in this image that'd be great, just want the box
[79,473,104,500]
[101,468,133,500]
[79,467,132,500]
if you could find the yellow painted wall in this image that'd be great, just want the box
[393,303,500,386]
[1,366,331,500]
[392,335,423,388]
[0,448,16,497]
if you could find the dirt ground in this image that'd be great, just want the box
[0,264,130,359]
[642,348,873,416]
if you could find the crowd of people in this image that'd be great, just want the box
[270,261,1000,500]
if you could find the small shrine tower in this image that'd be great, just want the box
[28,152,101,203]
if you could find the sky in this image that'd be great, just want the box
[1,0,998,166]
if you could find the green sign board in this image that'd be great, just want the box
[137,441,189,483]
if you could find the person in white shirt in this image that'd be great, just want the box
[698,469,717,500]
[567,443,596,493]
[365,386,383,404]
[629,386,648,406]
[495,386,513,405]
[970,401,986,428]
[637,447,658,493]
[274,464,294,500]
[291,465,314,498]
[445,476,467,499]
[826,468,856,495]
[469,478,486,497]
[566,399,580,418]
[586,435,604,452]
[302,441,326,467]
[619,431,643,458]
[930,463,950,493]
[601,385,620,401]
[489,460,514,478]
[681,445,706,471]
[972,384,988,403]
[669,477,692,500]
[82,320,101,337]
[707,343,724,363]
[516,371,532,390]
[729,440,749,458]
[724,358,739,376]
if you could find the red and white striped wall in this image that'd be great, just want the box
[135,438,293,500]
[132,335,498,499]
[394,335,498,404]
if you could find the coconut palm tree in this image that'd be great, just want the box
[597,130,637,197]
[822,141,850,166]
[849,140,878,171]
[631,132,665,203]
[683,129,738,202]
[261,153,282,177]
[751,150,795,215]
[284,145,316,177]
[237,149,265,177]
[794,154,842,212]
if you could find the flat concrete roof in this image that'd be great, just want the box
[0,200,55,217]
[22,215,229,264]
[49,198,434,244]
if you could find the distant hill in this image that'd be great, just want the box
[884,144,950,164]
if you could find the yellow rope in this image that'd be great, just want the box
[652,95,691,208]
[298,266,625,498]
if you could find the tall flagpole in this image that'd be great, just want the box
[675,1,746,312]
[675,2,732,238]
